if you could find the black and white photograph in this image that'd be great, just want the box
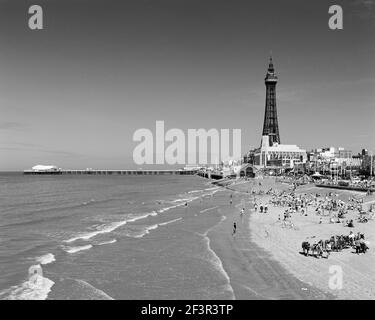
[0,0,374,306]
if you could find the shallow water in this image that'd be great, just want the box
[0,173,233,299]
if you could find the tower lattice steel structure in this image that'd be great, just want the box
[262,56,280,146]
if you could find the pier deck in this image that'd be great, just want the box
[23,169,198,176]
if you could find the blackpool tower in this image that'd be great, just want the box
[262,56,280,146]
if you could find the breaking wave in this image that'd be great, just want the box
[0,265,54,300]
[63,244,93,254]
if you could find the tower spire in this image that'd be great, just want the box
[268,53,274,73]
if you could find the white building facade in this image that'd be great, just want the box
[253,136,307,169]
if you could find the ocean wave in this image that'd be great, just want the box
[126,211,158,223]
[203,189,221,197]
[64,221,127,243]
[195,215,234,299]
[0,265,55,300]
[126,217,182,238]
[172,197,199,203]
[158,205,178,213]
[201,235,235,300]
[36,253,56,265]
[158,217,182,226]
[135,224,159,238]
[205,186,221,191]
[188,189,205,194]
[64,212,158,243]
[96,239,117,246]
[125,224,159,238]
[63,244,93,254]
[157,195,203,213]
[200,206,219,214]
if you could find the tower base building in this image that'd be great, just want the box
[253,135,306,169]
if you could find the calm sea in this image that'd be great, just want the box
[0,173,233,300]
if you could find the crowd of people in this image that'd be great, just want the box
[302,231,369,258]
[245,182,373,258]
[228,175,374,253]
[318,179,375,193]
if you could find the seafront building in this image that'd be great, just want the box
[30,165,61,173]
[306,147,374,177]
[307,147,358,175]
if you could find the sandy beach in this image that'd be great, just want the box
[195,179,333,300]
[225,177,375,300]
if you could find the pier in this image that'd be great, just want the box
[196,171,223,180]
[23,169,198,176]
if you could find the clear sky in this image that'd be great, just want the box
[0,0,374,170]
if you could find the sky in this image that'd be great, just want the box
[0,0,374,170]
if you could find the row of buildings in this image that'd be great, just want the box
[304,147,373,177]
[242,57,374,178]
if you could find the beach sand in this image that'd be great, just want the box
[203,181,333,299]
[227,178,375,300]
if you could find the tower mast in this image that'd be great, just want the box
[262,55,280,146]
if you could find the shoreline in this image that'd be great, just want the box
[206,181,334,299]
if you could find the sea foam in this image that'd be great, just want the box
[97,239,117,246]
[158,217,182,226]
[0,265,55,300]
[64,212,158,243]
[36,253,56,265]
[63,244,93,254]
[197,216,235,299]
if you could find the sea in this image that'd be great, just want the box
[0,173,234,300]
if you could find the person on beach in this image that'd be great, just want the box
[232,222,237,236]
[349,231,355,246]
[260,204,263,213]
[359,235,368,253]
[355,238,361,254]
[240,208,244,221]
[264,204,268,213]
